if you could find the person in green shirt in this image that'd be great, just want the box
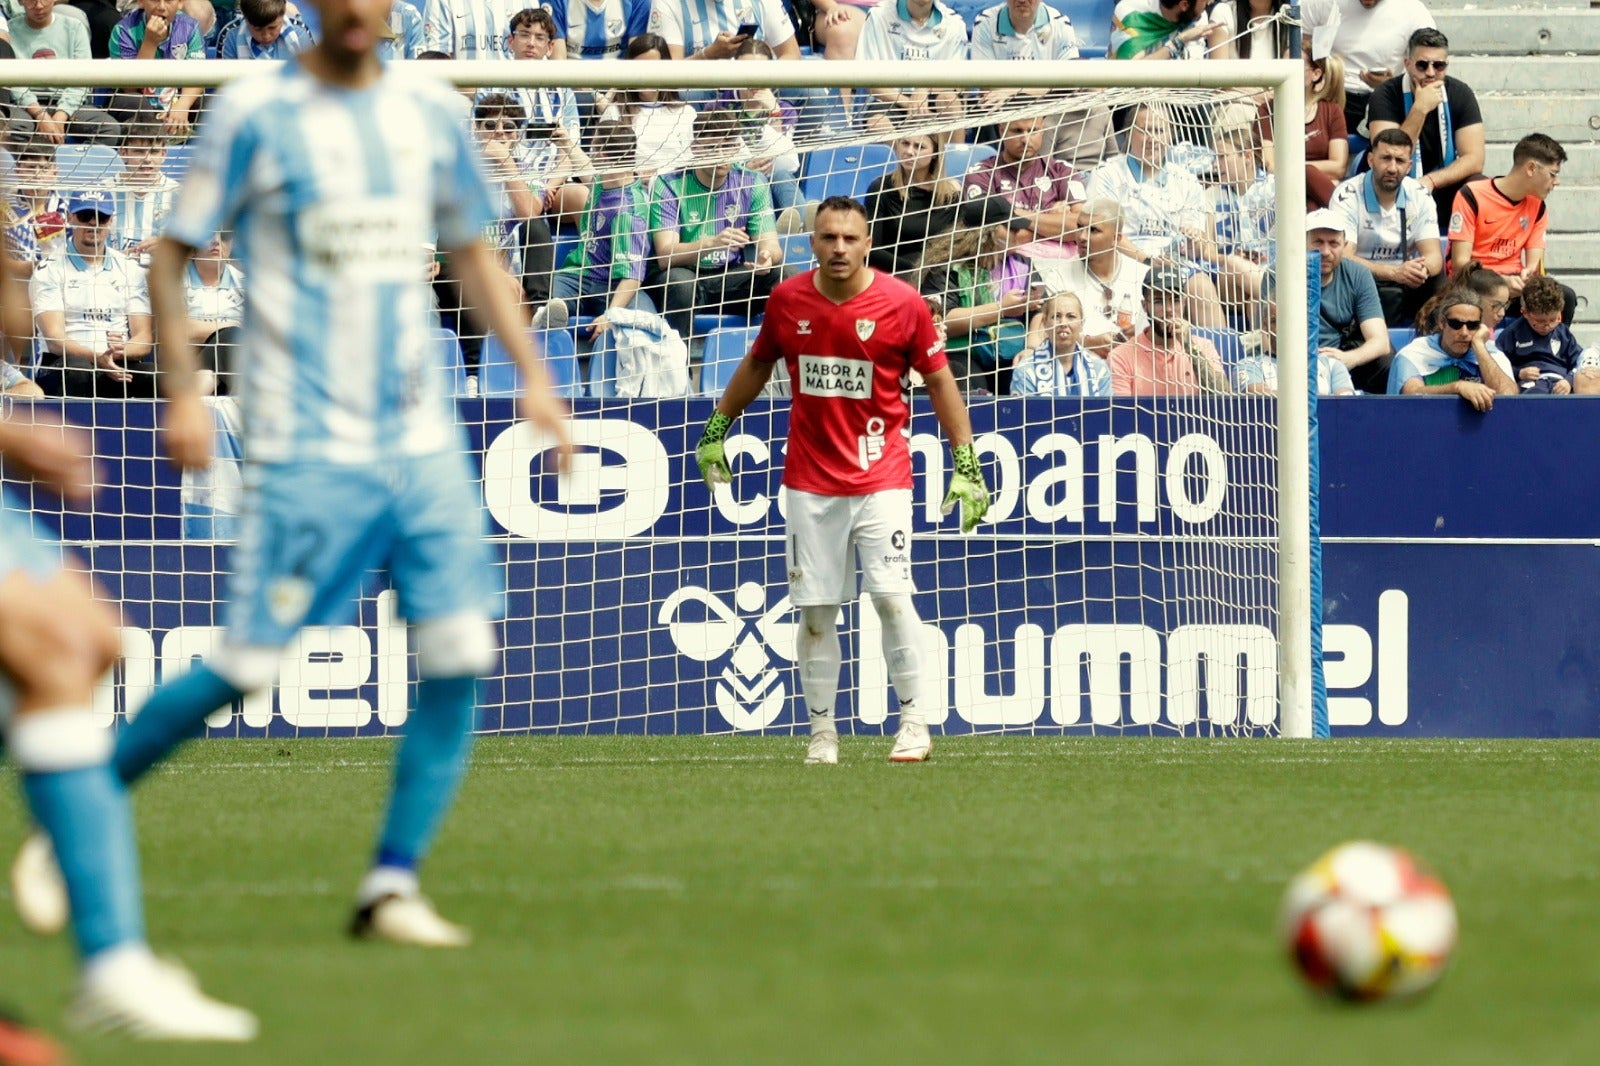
[646,108,786,342]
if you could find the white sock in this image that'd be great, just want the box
[356,865,420,907]
[898,699,925,729]
[81,941,155,987]
[799,605,841,736]
[808,706,837,736]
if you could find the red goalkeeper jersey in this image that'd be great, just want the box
[750,269,948,497]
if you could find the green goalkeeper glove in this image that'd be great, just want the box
[941,442,990,534]
[696,411,734,487]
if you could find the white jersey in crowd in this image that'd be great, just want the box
[1328,170,1439,267]
[1084,155,1206,261]
[1333,0,1433,96]
[857,0,969,65]
[648,0,794,57]
[422,0,520,57]
[185,260,246,328]
[970,0,1078,62]
[29,243,149,353]
[109,176,180,258]
[1034,254,1147,341]
[163,62,496,465]
[1234,350,1354,396]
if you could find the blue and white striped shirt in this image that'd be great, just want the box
[422,0,520,57]
[110,176,180,256]
[1010,343,1112,397]
[647,0,795,57]
[542,0,650,58]
[215,13,317,59]
[376,1,426,58]
[163,62,496,465]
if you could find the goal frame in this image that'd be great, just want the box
[0,56,1316,738]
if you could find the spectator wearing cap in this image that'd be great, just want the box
[1447,132,1576,324]
[646,108,785,342]
[962,114,1085,254]
[109,0,207,136]
[1365,27,1484,230]
[1308,207,1390,394]
[215,0,315,59]
[917,195,1040,395]
[1030,197,1146,359]
[1107,262,1229,396]
[9,0,121,146]
[1010,292,1113,397]
[30,189,155,398]
[1328,126,1443,328]
[1387,287,1517,408]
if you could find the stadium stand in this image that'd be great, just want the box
[1440,0,1599,325]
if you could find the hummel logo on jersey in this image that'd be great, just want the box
[856,319,876,341]
[797,319,811,334]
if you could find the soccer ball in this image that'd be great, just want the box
[1278,841,1458,1002]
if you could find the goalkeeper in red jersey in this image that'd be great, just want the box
[696,196,989,764]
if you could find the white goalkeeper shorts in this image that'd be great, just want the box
[783,488,915,607]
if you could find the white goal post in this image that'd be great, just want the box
[0,55,1315,738]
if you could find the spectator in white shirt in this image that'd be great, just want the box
[31,189,154,398]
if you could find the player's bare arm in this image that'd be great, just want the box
[697,355,776,486]
[447,238,574,468]
[148,235,213,471]
[0,415,96,501]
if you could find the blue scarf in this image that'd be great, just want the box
[1401,73,1455,181]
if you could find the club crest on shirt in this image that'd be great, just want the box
[1034,175,1051,192]
[797,319,811,334]
[267,576,313,627]
[856,318,876,341]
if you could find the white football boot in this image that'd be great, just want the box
[888,720,933,763]
[350,893,471,948]
[68,948,258,1042]
[10,832,68,937]
[804,730,839,765]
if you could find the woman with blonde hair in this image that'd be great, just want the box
[866,131,961,278]
[1260,50,1348,208]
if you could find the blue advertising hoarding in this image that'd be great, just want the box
[18,397,1599,738]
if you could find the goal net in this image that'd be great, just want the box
[4,55,1319,739]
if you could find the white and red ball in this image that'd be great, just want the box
[1278,841,1458,1002]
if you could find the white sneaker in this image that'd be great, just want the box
[531,298,570,333]
[775,206,804,236]
[349,893,471,948]
[68,949,258,1042]
[889,721,932,763]
[10,832,67,937]
[804,730,838,765]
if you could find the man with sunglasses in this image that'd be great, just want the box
[29,189,155,398]
[1387,289,1517,409]
[1366,27,1484,229]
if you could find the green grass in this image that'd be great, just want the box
[5,737,1600,1065]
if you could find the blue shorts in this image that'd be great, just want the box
[224,452,497,647]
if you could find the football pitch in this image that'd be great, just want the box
[4,736,1600,1065]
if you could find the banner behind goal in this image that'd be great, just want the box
[0,58,1320,737]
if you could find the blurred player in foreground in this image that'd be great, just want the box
[695,196,989,765]
[11,0,573,953]
[0,420,256,1038]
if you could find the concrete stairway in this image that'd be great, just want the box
[1433,0,1600,324]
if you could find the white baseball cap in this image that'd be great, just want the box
[1305,209,1353,240]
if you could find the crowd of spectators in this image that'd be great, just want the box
[0,0,1589,402]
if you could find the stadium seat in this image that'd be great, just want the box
[162,140,195,180]
[948,0,990,35]
[700,327,760,395]
[54,144,122,188]
[692,313,748,336]
[800,143,893,204]
[780,232,815,271]
[943,142,997,180]
[1046,0,1114,53]
[1193,326,1246,376]
[540,329,583,399]
[1388,327,1416,353]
